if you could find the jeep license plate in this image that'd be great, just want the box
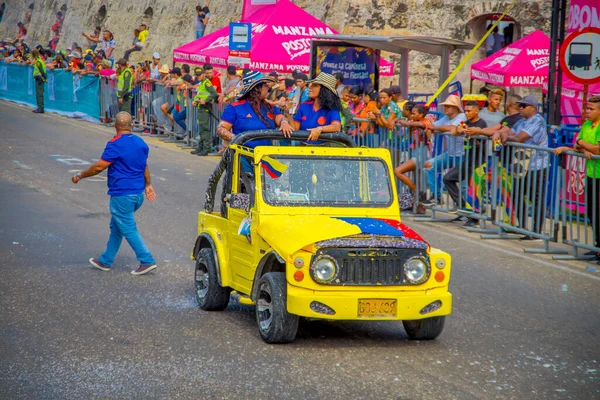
[358,299,397,318]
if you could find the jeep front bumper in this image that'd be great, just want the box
[286,285,452,320]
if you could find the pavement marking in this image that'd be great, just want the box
[150,173,167,182]
[53,157,91,166]
[417,223,600,282]
[11,160,32,169]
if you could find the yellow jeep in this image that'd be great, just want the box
[192,131,452,343]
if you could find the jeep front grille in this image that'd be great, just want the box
[314,248,427,286]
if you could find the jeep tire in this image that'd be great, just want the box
[256,272,299,344]
[195,248,231,311]
[402,316,446,340]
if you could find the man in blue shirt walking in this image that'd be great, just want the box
[71,112,157,275]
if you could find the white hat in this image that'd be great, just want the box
[152,52,160,59]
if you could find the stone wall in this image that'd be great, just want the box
[0,0,552,93]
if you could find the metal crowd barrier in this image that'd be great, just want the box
[98,79,225,150]
[346,117,436,215]
[409,131,599,258]
[99,77,119,124]
[555,150,600,260]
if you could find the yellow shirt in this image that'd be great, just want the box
[138,29,149,45]
[397,100,407,112]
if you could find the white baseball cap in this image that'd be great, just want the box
[152,52,160,59]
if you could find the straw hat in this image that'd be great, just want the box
[158,64,169,74]
[440,94,463,112]
[238,71,276,99]
[306,72,337,96]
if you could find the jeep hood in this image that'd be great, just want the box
[257,215,427,258]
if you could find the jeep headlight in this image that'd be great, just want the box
[311,255,338,283]
[404,257,429,284]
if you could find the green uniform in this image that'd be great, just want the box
[33,56,47,111]
[117,67,133,113]
[578,120,600,178]
[193,78,219,152]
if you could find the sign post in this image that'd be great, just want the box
[228,22,252,68]
[559,27,600,121]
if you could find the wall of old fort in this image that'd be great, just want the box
[0,0,552,93]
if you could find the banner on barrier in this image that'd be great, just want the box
[0,62,100,119]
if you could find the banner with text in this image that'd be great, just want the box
[314,46,379,89]
[0,63,100,120]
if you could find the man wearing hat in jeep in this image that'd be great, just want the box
[191,67,219,156]
[31,48,47,113]
[116,58,133,112]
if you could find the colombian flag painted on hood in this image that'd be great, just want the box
[334,217,426,242]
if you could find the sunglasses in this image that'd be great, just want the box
[518,104,530,109]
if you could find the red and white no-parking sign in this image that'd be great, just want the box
[559,27,600,84]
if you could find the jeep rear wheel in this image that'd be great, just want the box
[403,316,446,340]
[195,248,231,311]
[256,272,299,344]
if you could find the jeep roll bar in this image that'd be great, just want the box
[204,130,356,213]
[230,130,356,148]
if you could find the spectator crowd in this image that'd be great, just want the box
[1,5,599,261]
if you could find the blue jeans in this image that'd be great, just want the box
[425,152,463,198]
[99,193,155,267]
[173,108,187,131]
[196,29,205,39]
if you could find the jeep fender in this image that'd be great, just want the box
[192,232,228,287]
[250,250,286,301]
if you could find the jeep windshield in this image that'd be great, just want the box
[260,156,392,207]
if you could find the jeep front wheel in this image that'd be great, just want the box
[195,248,231,311]
[255,272,299,344]
[402,316,446,340]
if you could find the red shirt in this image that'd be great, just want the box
[210,76,222,94]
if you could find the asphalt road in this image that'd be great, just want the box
[0,101,599,400]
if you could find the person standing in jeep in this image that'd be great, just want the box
[71,112,158,276]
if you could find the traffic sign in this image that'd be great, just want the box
[229,22,252,52]
[559,27,600,84]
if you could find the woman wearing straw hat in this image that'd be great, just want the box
[287,72,342,144]
[216,71,293,149]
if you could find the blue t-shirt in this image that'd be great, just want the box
[433,112,467,157]
[221,100,282,148]
[510,113,549,171]
[294,101,341,144]
[100,133,149,196]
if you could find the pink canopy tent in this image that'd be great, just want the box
[543,75,600,101]
[543,75,600,124]
[470,30,551,87]
[173,0,394,76]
